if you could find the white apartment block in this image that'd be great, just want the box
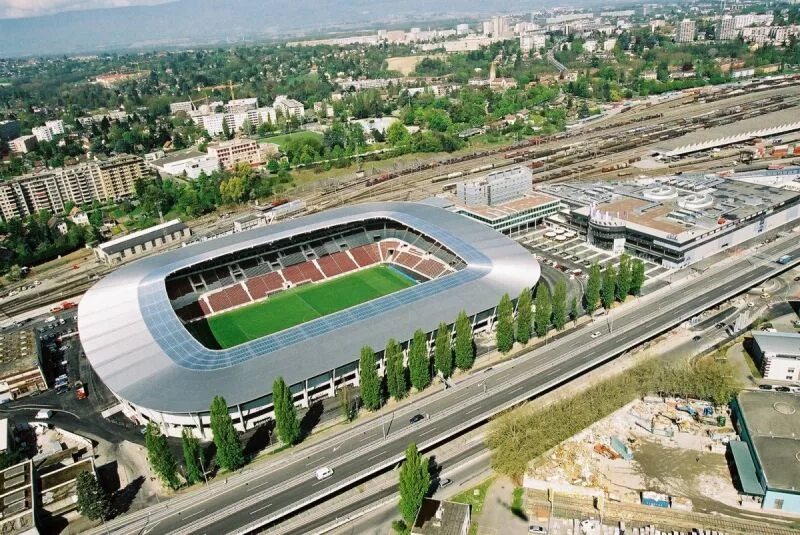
[170,101,195,114]
[225,98,259,113]
[196,107,277,136]
[0,155,147,221]
[31,125,53,143]
[676,19,696,43]
[603,38,617,52]
[9,135,37,154]
[520,34,547,54]
[45,120,65,136]
[584,39,598,53]
[743,26,772,45]
[734,13,773,29]
[273,96,305,120]
[206,139,268,170]
[752,331,800,382]
[717,15,738,41]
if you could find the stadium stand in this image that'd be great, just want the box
[246,272,284,300]
[350,244,381,268]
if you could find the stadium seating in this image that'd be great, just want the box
[283,261,324,285]
[206,284,252,313]
[414,258,449,279]
[166,277,193,300]
[246,272,284,300]
[349,244,381,268]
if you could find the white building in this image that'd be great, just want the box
[603,38,617,52]
[520,33,546,54]
[95,219,191,263]
[9,135,37,154]
[717,15,738,41]
[225,97,259,113]
[734,13,773,29]
[151,151,221,179]
[170,101,195,114]
[206,138,277,170]
[584,39,598,53]
[273,96,305,120]
[45,120,65,136]
[456,166,533,207]
[31,126,53,143]
[751,331,800,382]
[676,19,696,43]
[456,23,470,35]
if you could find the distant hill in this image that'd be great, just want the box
[0,0,548,58]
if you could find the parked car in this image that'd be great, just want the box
[692,335,702,342]
[438,478,452,488]
[590,331,602,339]
[775,386,791,392]
[528,526,548,534]
[759,384,774,390]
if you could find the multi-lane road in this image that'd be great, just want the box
[88,232,800,535]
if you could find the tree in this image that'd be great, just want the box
[181,428,204,485]
[337,384,356,422]
[496,293,514,353]
[76,472,110,521]
[273,377,301,445]
[145,423,180,489]
[601,263,616,310]
[630,259,646,296]
[454,311,475,370]
[408,330,431,391]
[433,323,453,379]
[385,338,407,400]
[209,395,245,471]
[569,296,579,323]
[386,121,411,146]
[516,288,533,344]
[7,264,22,282]
[222,118,232,140]
[552,280,568,331]
[398,443,431,525]
[616,254,632,301]
[585,262,601,316]
[534,285,552,337]
[359,345,382,410]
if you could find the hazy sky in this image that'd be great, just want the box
[0,0,172,19]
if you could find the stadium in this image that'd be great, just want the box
[78,202,540,438]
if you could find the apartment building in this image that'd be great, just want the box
[32,125,53,143]
[0,155,148,221]
[206,139,270,169]
[676,19,696,43]
[274,96,305,119]
[717,14,738,41]
[45,120,65,136]
[9,135,37,154]
[225,98,259,113]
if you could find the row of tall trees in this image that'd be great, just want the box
[584,254,646,315]
[359,310,476,412]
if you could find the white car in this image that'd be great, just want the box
[315,467,333,481]
[590,331,602,339]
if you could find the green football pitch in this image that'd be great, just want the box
[205,265,415,348]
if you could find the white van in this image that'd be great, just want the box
[315,467,333,481]
[35,409,53,420]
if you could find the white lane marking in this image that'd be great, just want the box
[248,503,273,515]
[181,510,206,522]
[366,451,386,461]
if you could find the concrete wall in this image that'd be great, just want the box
[763,489,800,513]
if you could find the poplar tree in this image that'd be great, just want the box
[534,284,552,337]
[358,346,382,410]
[433,323,453,379]
[209,395,245,471]
[273,377,301,445]
[630,258,646,296]
[76,472,110,521]
[398,443,431,525]
[585,261,602,315]
[408,330,431,391]
[516,288,533,344]
[496,293,514,353]
[552,280,568,331]
[145,423,180,489]
[181,428,204,485]
[601,263,616,310]
[454,311,475,370]
[385,338,407,400]
[616,253,632,301]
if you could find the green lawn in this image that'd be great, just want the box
[206,265,414,348]
[259,131,323,148]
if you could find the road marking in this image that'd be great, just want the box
[419,427,439,437]
[250,480,272,491]
[464,406,483,416]
[509,385,526,395]
[366,451,386,461]
[181,509,206,521]
[248,503,273,515]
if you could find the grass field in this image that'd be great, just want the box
[259,131,323,148]
[206,265,415,348]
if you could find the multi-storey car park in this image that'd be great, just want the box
[78,202,540,438]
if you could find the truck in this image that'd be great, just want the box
[74,381,86,400]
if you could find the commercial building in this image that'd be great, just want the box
[717,15,737,41]
[730,390,800,513]
[456,166,533,207]
[446,193,561,234]
[79,202,540,437]
[539,174,800,268]
[9,136,37,154]
[94,219,191,264]
[273,95,305,119]
[150,150,220,179]
[412,498,470,535]
[0,155,149,222]
[676,19,696,43]
[750,331,800,382]
[0,120,20,142]
[0,329,46,403]
[206,138,275,170]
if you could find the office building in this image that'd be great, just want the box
[9,136,37,154]
[751,331,800,382]
[0,155,148,221]
[677,19,696,43]
[94,219,191,264]
[456,166,533,207]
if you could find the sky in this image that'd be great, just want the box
[0,0,172,19]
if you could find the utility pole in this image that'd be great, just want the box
[198,454,209,488]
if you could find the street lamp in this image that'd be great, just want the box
[198,454,209,488]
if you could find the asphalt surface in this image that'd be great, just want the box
[92,236,800,535]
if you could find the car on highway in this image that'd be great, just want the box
[35,409,52,420]
[528,526,548,534]
[315,467,333,481]
[409,414,425,424]
[692,335,701,342]
[438,478,452,489]
[759,384,774,390]
[590,331,602,339]
[775,386,791,392]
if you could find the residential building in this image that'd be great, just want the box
[44,120,65,136]
[717,15,737,41]
[750,331,800,382]
[743,26,772,45]
[31,126,52,143]
[456,166,533,206]
[411,498,470,535]
[0,460,37,535]
[734,13,773,29]
[603,38,617,52]
[676,19,696,43]
[151,150,220,179]
[206,138,272,170]
[0,329,46,403]
[730,391,800,513]
[9,135,37,154]
[94,219,191,263]
[224,97,259,113]
[0,120,19,142]
[456,23,470,35]
[68,207,90,226]
[520,33,547,55]
[170,101,194,114]
[0,155,148,222]
[273,95,305,119]
[491,15,510,37]
[641,70,658,80]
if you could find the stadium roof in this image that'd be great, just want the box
[79,202,540,414]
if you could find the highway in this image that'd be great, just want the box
[89,233,800,535]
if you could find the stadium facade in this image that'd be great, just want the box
[79,202,540,438]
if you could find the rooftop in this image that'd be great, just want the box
[0,330,40,380]
[752,331,800,357]
[0,460,35,535]
[97,219,187,255]
[151,149,208,166]
[412,498,470,535]
[737,390,800,493]
[455,193,560,222]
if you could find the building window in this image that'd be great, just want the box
[774,499,784,510]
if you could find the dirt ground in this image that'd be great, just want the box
[385,55,445,76]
